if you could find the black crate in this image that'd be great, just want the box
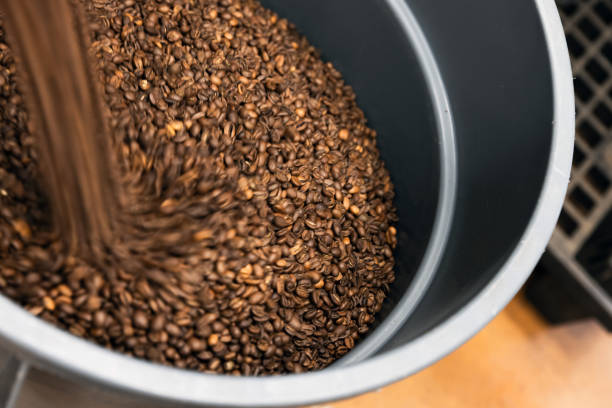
[526,0,612,330]
[525,0,612,330]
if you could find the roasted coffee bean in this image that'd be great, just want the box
[0,0,398,376]
[133,311,149,330]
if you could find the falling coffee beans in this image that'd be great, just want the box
[0,0,398,375]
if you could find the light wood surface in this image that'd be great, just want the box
[319,295,612,408]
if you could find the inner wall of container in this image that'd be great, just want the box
[260,0,441,333]
[378,0,554,352]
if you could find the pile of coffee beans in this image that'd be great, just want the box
[0,0,398,375]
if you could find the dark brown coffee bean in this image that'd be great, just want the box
[188,337,207,352]
[166,30,182,42]
[151,315,165,332]
[165,323,182,337]
[248,291,265,304]
[93,310,107,327]
[133,310,149,329]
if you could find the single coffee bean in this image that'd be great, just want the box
[133,310,149,330]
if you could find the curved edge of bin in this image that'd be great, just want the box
[0,0,575,407]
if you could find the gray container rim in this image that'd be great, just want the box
[0,0,573,407]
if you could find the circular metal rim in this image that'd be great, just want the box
[334,0,457,367]
[0,0,573,406]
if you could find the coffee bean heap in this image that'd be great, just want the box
[0,0,398,375]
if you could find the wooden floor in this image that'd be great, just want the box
[319,294,612,408]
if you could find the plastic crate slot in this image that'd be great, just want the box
[566,32,585,58]
[573,145,586,168]
[558,208,578,236]
[594,1,612,24]
[594,103,612,128]
[587,166,611,193]
[578,16,601,41]
[538,0,612,331]
[586,59,609,84]
[569,186,596,214]
[576,208,612,293]
[601,41,612,64]
[578,120,603,147]
[560,2,578,17]
[574,76,594,102]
